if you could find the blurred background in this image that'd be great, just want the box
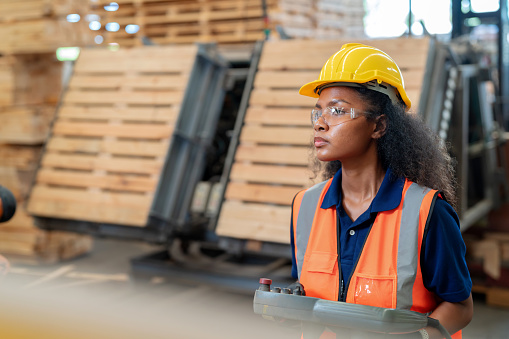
[1,0,509,338]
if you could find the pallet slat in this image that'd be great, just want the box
[240,125,312,145]
[42,153,162,175]
[230,163,310,186]
[69,74,189,90]
[235,145,309,165]
[225,182,299,205]
[249,89,315,107]
[254,71,317,89]
[63,90,184,106]
[245,107,311,126]
[46,137,169,157]
[58,105,178,123]
[28,186,151,226]
[53,121,174,139]
[216,201,290,243]
[36,168,157,192]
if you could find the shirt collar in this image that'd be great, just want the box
[320,167,404,213]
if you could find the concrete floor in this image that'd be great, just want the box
[1,238,508,339]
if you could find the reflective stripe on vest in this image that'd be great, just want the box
[396,182,431,309]
[294,179,330,281]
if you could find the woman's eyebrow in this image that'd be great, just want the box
[328,99,350,106]
[316,99,350,109]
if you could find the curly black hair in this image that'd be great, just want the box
[310,87,457,208]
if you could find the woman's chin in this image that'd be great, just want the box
[316,153,337,162]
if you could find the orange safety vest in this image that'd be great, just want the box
[292,178,461,339]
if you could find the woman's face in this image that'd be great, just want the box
[313,86,378,162]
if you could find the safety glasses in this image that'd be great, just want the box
[311,106,369,126]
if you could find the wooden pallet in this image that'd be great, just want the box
[0,145,40,171]
[104,19,267,46]
[1,53,62,108]
[0,0,53,23]
[0,57,14,106]
[472,285,509,309]
[0,144,41,195]
[27,45,198,227]
[92,0,276,46]
[0,106,53,145]
[0,0,89,23]
[0,165,93,264]
[0,18,89,54]
[0,0,92,54]
[465,231,509,280]
[15,54,62,105]
[269,0,365,40]
[0,207,93,264]
[215,38,431,244]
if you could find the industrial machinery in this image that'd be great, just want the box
[253,278,452,339]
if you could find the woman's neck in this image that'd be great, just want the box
[340,158,386,221]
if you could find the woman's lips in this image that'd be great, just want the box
[314,137,328,147]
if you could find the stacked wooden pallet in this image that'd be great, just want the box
[0,139,95,265]
[0,155,92,264]
[0,0,91,54]
[269,0,314,39]
[0,106,53,146]
[90,0,277,47]
[269,0,366,40]
[0,53,93,264]
[0,54,62,145]
[464,226,509,308]
[11,54,64,106]
[0,57,14,106]
[0,54,60,215]
[27,45,198,227]
[215,38,430,244]
[314,0,365,39]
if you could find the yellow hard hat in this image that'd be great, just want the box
[299,43,411,109]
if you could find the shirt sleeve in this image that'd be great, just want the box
[422,198,472,303]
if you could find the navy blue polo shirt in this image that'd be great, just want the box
[290,168,472,303]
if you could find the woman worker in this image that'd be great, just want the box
[290,43,473,339]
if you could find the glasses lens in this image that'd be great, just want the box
[311,109,320,125]
[325,107,349,125]
[311,107,365,126]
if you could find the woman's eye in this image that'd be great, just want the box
[330,107,345,116]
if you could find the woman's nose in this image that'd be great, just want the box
[313,116,328,131]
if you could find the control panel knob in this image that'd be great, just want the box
[258,278,272,291]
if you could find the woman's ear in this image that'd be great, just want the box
[372,114,387,139]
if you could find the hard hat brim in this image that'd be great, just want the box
[298,80,328,98]
[299,79,412,110]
